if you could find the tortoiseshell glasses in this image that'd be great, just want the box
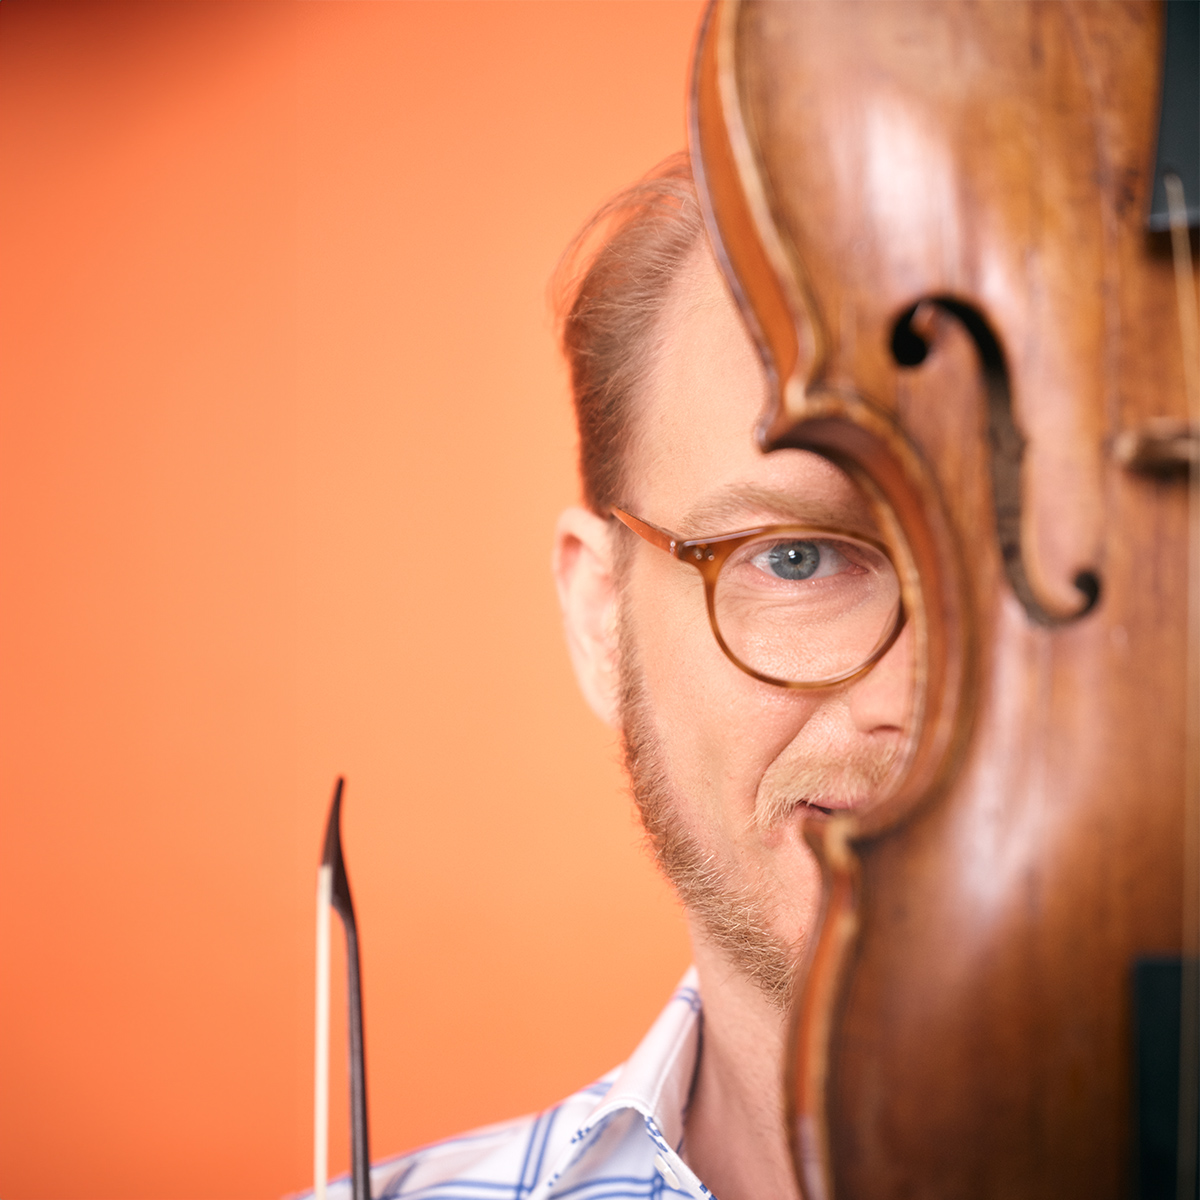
[610,507,905,689]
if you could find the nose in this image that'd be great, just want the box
[845,620,914,734]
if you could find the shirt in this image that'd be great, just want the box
[330,969,714,1200]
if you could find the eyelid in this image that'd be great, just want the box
[745,536,849,569]
[682,524,886,551]
[750,533,860,555]
[733,531,890,573]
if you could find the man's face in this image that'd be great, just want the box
[613,247,913,1003]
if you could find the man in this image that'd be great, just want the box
[344,156,911,1200]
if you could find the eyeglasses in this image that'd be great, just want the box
[610,507,905,689]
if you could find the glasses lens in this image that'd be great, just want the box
[712,531,901,684]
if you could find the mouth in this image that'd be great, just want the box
[790,794,870,820]
[795,799,834,817]
[756,752,903,833]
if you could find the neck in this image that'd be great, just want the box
[682,927,803,1200]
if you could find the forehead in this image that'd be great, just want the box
[627,246,875,536]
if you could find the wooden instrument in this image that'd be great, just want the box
[690,2,1199,1197]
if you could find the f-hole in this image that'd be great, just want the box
[891,297,1100,626]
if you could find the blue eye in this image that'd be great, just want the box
[764,540,821,580]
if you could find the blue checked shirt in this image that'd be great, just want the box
[327,969,714,1200]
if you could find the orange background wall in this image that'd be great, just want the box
[0,4,703,1196]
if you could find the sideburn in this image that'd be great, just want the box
[615,587,800,1011]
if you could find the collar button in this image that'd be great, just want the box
[653,1152,681,1190]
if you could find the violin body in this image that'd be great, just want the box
[691,3,1195,1197]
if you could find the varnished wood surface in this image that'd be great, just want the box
[692,2,1193,1197]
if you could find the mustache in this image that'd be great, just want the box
[754,742,902,832]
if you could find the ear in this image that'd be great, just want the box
[552,506,622,727]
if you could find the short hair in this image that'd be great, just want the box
[554,153,706,515]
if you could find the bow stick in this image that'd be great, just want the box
[315,778,372,1200]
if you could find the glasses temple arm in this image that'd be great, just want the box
[609,507,678,554]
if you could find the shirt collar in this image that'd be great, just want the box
[535,968,710,1200]
[581,966,702,1150]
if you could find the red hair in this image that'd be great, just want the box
[554,153,706,514]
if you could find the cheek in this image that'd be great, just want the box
[623,555,822,832]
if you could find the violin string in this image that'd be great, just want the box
[1165,170,1200,1200]
[315,863,333,1200]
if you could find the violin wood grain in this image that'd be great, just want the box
[691,2,1195,1197]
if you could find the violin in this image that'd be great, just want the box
[690,2,1199,1197]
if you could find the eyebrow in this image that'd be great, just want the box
[676,483,880,539]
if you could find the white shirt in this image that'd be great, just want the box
[337,969,714,1200]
